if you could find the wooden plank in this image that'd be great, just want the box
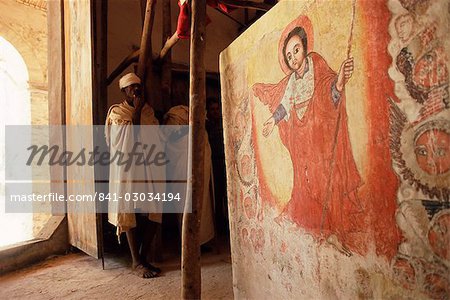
[48,0,66,216]
[64,0,98,259]
[181,0,207,298]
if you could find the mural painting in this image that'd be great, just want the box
[388,0,450,298]
[220,0,448,298]
[252,14,363,257]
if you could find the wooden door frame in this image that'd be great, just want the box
[91,0,108,263]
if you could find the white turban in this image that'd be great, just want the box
[119,72,141,90]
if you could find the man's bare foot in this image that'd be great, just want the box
[142,262,162,274]
[132,264,158,278]
[326,234,352,257]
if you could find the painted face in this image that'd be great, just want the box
[395,14,414,43]
[243,196,256,219]
[413,49,449,89]
[234,111,247,142]
[414,129,450,175]
[284,35,305,71]
[240,154,252,178]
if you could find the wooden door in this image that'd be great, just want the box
[63,0,99,258]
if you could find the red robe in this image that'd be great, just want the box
[253,52,367,252]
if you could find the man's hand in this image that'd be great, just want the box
[336,57,354,92]
[133,95,144,111]
[132,95,144,125]
[263,117,276,137]
[131,98,141,124]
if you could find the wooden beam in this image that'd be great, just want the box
[162,0,172,53]
[218,0,273,11]
[106,49,140,86]
[159,32,179,61]
[182,0,206,298]
[137,0,156,103]
[161,0,173,111]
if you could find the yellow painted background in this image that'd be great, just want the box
[222,0,369,207]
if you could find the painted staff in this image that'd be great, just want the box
[319,0,357,256]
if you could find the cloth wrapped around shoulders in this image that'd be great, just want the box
[105,100,163,237]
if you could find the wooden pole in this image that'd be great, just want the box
[159,32,179,61]
[161,0,172,111]
[140,0,147,27]
[137,0,156,105]
[182,0,206,298]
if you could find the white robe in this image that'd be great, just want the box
[164,105,215,245]
[105,101,164,236]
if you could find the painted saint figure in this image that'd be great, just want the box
[253,24,365,255]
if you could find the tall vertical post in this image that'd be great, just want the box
[137,0,156,105]
[182,0,207,298]
[161,0,172,111]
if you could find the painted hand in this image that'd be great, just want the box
[263,117,276,137]
[336,57,354,92]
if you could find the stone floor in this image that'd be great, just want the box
[0,248,233,299]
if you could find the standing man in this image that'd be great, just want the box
[164,105,215,247]
[105,72,164,278]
